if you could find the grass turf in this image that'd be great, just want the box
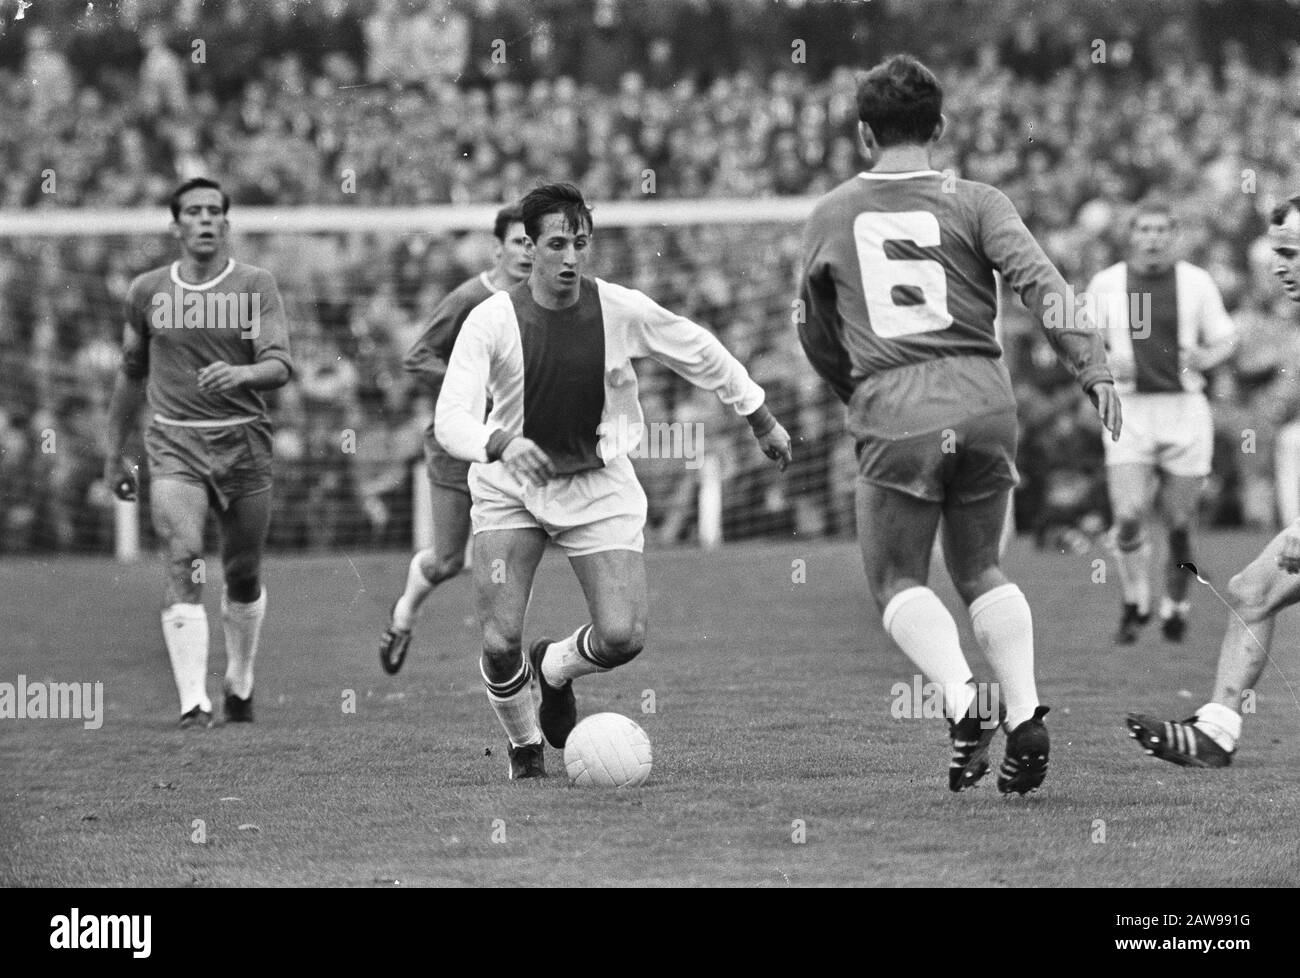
[2,531,1299,886]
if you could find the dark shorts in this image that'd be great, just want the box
[425,436,471,495]
[849,356,1019,505]
[145,418,273,511]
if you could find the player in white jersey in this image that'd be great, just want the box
[436,183,792,779]
[104,178,293,727]
[1090,198,1237,644]
[1127,195,1300,767]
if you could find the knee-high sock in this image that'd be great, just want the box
[883,587,975,721]
[969,583,1038,729]
[541,623,612,687]
[222,588,266,699]
[393,550,436,631]
[161,603,210,715]
[482,658,541,747]
[1110,531,1152,613]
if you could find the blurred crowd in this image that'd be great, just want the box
[3,0,1300,552]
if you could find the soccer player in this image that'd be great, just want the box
[798,55,1121,794]
[377,204,532,674]
[103,177,293,728]
[1089,199,1237,644]
[435,183,792,780]
[1126,196,1300,767]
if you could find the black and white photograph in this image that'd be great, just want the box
[0,0,1296,919]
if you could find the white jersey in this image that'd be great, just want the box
[435,276,765,474]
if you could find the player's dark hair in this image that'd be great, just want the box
[520,183,593,243]
[169,177,230,221]
[493,203,525,241]
[856,54,943,148]
[1269,195,1300,225]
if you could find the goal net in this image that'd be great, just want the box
[0,198,861,560]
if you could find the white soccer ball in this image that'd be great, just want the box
[563,712,653,788]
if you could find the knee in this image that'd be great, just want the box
[1114,516,1144,545]
[593,620,646,667]
[481,624,524,679]
[953,567,1008,607]
[163,545,203,602]
[1227,571,1270,621]
[431,551,465,583]
[223,553,261,602]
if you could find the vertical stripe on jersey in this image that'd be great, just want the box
[1125,266,1181,393]
[511,277,607,475]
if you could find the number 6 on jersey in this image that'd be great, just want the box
[853,211,953,338]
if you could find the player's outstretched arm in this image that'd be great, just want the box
[614,282,792,468]
[978,187,1120,439]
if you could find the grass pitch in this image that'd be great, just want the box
[3,532,1299,886]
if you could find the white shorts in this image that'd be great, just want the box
[468,454,647,556]
[1102,391,1213,477]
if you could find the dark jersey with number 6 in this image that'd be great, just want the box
[798,170,1111,404]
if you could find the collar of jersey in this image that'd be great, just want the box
[479,270,499,293]
[170,258,236,291]
[856,169,942,180]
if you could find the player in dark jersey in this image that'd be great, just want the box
[1127,196,1300,768]
[798,55,1121,794]
[436,183,792,780]
[103,178,293,728]
[377,204,531,674]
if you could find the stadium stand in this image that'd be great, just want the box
[2,0,1299,552]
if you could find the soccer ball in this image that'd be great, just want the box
[563,713,653,788]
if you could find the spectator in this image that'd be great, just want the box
[138,24,188,118]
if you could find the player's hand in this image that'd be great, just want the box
[103,455,138,502]
[501,437,555,487]
[1277,523,1300,574]
[757,421,793,471]
[1089,381,1123,442]
[197,361,249,394]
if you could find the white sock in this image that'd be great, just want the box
[392,550,436,631]
[482,658,542,748]
[161,603,211,715]
[1195,701,1242,753]
[542,624,611,687]
[1110,533,1152,614]
[969,583,1038,729]
[1159,596,1190,620]
[222,588,266,700]
[882,587,974,721]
